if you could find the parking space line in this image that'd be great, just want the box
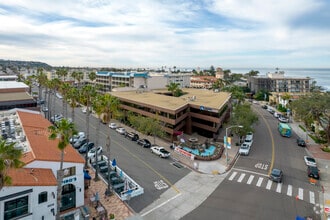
[247,175,254,185]
[237,173,246,183]
[228,171,237,181]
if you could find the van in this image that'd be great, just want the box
[278,122,292,137]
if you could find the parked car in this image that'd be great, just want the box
[261,105,268,109]
[307,165,320,179]
[70,132,86,144]
[239,143,250,156]
[116,127,126,135]
[278,116,289,123]
[42,106,48,112]
[109,123,117,129]
[269,168,283,183]
[50,114,63,123]
[136,139,151,148]
[304,156,317,167]
[87,146,103,158]
[73,137,87,149]
[78,142,95,154]
[125,132,139,141]
[297,138,306,147]
[243,133,253,147]
[150,146,170,158]
[267,108,275,114]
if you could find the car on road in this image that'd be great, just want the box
[297,138,306,147]
[261,105,268,109]
[136,138,151,148]
[267,108,275,114]
[78,142,95,154]
[239,143,250,156]
[87,146,103,159]
[70,132,86,144]
[116,127,126,135]
[150,145,170,158]
[109,123,117,129]
[50,114,63,123]
[307,165,320,179]
[304,156,317,167]
[243,132,253,147]
[42,106,49,112]
[73,137,87,149]
[125,132,139,141]
[269,168,283,183]
[278,116,289,123]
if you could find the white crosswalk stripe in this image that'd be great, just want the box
[237,173,246,183]
[266,180,272,190]
[247,175,254,185]
[287,185,292,196]
[298,188,304,200]
[256,177,263,187]
[276,183,282,193]
[229,172,237,181]
[227,170,318,205]
[309,191,315,204]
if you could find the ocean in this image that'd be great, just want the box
[228,68,330,91]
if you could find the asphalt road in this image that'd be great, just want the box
[181,103,322,220]
[50,95,190,213]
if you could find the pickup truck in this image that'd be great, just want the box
[150,146,170,158]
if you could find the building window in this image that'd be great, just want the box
[4,195,29,220]
[38,191,48,204]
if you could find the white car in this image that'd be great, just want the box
[278,116,289,123]
[239,143,250,155]
[150,146,170,158]
[243,133,253,147]
[70,132,86,144]
[304,156,317,167]
[109,123,117,129]
[87,146,103,158]
[116,127,126,135]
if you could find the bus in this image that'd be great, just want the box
[278,122,292,137]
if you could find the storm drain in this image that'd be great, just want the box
[172,162,184,169]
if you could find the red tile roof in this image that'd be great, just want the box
[7,168,57,186]
[17,110,84,164]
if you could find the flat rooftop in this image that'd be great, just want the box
[111,88,231,111]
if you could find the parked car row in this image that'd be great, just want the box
[239,132,254,156]
[110,122,170,159]
[262,105,289,123]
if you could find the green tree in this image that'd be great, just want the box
[67,87,80,123]
[209,65,215,76]
[48,118,77,219]
[35,68,47,101]
[166,82,183,97]
[0,139,24,190]
[59,82,71,117]
[88,71,96,82]
[247,70,259,76]
[223,85,246,105]
[81,85,97,142]
[291,92,330,145]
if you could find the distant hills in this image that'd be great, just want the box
[0,59,52,69]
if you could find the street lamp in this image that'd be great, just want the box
[225,125,243,165]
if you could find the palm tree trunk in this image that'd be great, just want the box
[94,120,101,181]
[56,150,65,220]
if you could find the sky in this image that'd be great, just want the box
[0,0,330,69]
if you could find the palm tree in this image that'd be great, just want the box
[0,139,25,190]
[35,68,47,101]
[48,118,77,220]
[59,82,71,117]
[81,85,97,143]
[88,71,96,82]
[67,87,80,123]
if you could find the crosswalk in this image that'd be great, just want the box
[227,170,318,205]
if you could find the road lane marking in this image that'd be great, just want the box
[256,177,263,187]
[287,185,292,196]
[310,191,315,204]
[229,171,237,181]
[232,168,269,177]
[276,183,282,193]
[247,175,254,185]
[266,180,272,190]
[141,193,182,217]
[298,188,303,200]
[237,173,246,183]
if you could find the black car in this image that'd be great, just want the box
[136,138,151,148]
[261,105,268,109]
[307,165,320,179]
[269,168,283,183]
[297,138,306,147]
[125,132,139,141]
[78,142,95,154]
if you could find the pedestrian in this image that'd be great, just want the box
[94,191,99,208]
